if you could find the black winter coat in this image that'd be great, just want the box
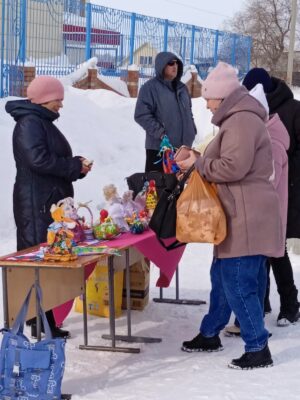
[134,52,197,150]
[267,78,300,238]
[5,100,83,250]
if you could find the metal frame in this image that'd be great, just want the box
[153,266,206,306]
[79,248,161,353]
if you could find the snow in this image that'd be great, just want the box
[1,84,300,399]
[60,57,98,86]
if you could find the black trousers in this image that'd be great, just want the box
[269,244,299,313]
[27,310,57,330]
[145,149,163,173]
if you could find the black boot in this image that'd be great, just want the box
[277,294,300,326]
[228,345,273,370]
[181,333,223,352]
[31,310,70,339]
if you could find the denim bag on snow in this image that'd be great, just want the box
[0,284,66,400]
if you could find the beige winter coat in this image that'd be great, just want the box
[195,86,283,258]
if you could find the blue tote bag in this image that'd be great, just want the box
[0,284,66,400]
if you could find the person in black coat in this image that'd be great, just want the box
[134,51,197,172]
[5,75,92,337]
[242,68,300,326]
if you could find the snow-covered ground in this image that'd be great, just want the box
[1,85,300,399]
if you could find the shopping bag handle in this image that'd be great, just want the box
[11,283,52,339]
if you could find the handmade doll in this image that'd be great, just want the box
[102,184,129,231]
[44,203,77,261]
[145,180,158,217]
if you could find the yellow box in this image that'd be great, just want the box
[75,260,124,318]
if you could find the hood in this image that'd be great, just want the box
[155,52,183,82]
[267,77,293,112]
[266,113,290,151]
[249,83,269,120]
[212,85,267,127]
[5,100,59,122]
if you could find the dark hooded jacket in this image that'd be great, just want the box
[5,100,83,250]
[266,78,300,238]
[134,52,197,150]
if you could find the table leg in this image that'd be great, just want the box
[102,249,161,344]
[34,269,42,341]
[82,268,88,346]
[153,267,206,305]
[2,267,9,329]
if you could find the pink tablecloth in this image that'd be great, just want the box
[104,230,185,287]
[53,230,185,326]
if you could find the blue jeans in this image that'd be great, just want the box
[200,255,269,352]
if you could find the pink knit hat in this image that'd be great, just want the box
[27,76,64,104]
[202,62,240,100]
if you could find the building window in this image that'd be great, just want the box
[139,56,153,66]
[64,0,85,16]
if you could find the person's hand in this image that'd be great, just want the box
[176,151,198,172]
[80,158,93,175]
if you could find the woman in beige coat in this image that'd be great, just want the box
[177,62,283,370]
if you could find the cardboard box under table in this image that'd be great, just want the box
[122,258,150,311]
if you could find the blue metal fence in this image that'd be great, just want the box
[0,0,252,97]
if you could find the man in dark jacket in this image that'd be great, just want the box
[5,75,91,338]
[134,51,197,172]
[243,68,300,326]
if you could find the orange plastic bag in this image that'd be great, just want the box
[176,170,226,244]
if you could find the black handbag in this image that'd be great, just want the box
[126,171,178,199]
[149,166,195,250]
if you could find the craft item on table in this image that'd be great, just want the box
[139,210,150,228]
[157,135,180,174]
[5,247,46,262]
[125,212,148,234]
[99,209,109,223]
[122,189,142,215]
[93,217,120,240]
[73,245,121,257]
[57,197,85,242]
[145,179,158,217]
[77,201,94,240]
[134,188,147,211]
[102,184,129,231]
[44,203,77,262]
[129,218,145,234]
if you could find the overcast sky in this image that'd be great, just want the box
[92,0,246,30]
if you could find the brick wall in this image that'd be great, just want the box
[9,66,35,97]
[13,66,203,99]
[73,69,125,96]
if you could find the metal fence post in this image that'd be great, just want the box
[129,13,136,65]
[190,25,195,64]
[0,0,6,97]
[231,33,236,67]
[85,1,92,61]
[247,36,252,72]
[163,19,168,51]
[20,0,27,64]
[119,34,124,66]
[213,30,219,66]
[182,36,187,63]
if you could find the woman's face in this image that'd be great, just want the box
[206,98,222,114]
[42,99,63,113]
